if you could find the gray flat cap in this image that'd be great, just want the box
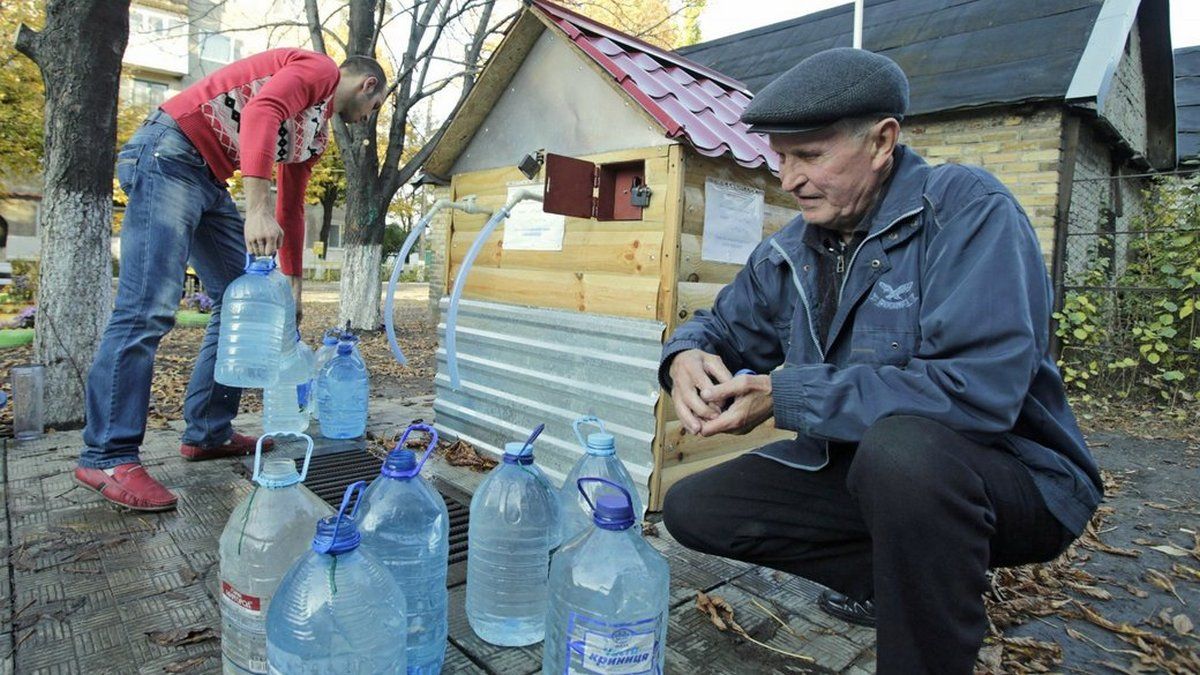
[741,48,909,135]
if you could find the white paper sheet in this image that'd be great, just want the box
[701,178,765,265]
[502,184,565,251]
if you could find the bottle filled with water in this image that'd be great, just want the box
[543,478,669,675]
[358,424,449,674]
[267,265,298,358]
[219,434,331,675]
[266,481,407,674]
[311,330,340,420]
[466,432,560,646]
[263,331,316,434]
[316,334,368,439]
[215,255,287,387]
[559,416,643,544]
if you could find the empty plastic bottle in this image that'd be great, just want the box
[358,425,449,675]
[219,434,331,675]
[263,331,316,434]
[267,481,407,674]
[216,255,287,387]
[466,437,561,646]
[311,331,340,421]
[316,336,368,439]
[559,416,644,544]
[543,478,670,675]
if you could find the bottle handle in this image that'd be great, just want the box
[572,415,606,449]
[388,423,439,479]
[576,477,632,515]
[320,480,367,554]
[516,423,544,458]
[251,432,315,486]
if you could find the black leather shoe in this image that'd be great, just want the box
[818,590,876,627]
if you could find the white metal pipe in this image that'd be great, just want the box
[853,0,864,49]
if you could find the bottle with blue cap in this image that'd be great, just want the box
[316,333,368,439]
[266,265,298,359]
[358,424,449,674]
[311,330,341,421]
[263,331,317,434]
[466,425,561,646]
[267,481,407,673]
[218,434,332,675]
[543,478,669,675]
[215,255,288,387]
[559,416,643,544]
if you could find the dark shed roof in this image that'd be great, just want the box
[677,0,1105,117]
[1176,45,1200,165]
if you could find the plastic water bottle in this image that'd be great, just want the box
[543,478,670,674]
[358,425,449,674]
[263,332,316,434]
[267,481,407,673]
[311,331,340,421]
[267,266,297,358]
[216,256,287,387]
[316,336,368,439]
[560,416,644,544]
[219,434,331,675]
[466,437,560,646]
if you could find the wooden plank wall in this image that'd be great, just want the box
[446,146,672,321]
[650,149,802,510]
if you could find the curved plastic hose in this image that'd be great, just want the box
[446,190,542,389]
[384,198,490,365]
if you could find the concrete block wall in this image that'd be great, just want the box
[426,185,452,321]
[902,106,1065,257]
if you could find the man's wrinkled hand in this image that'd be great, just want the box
[697,374,774,437]
[668,349,733,435]
[244,210,284,257]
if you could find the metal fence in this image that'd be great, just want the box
[1053,180,1200,403]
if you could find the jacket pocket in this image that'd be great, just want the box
[848,329,919,367]
[115,146,141,195]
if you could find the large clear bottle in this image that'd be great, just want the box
[316,336,368,439]
[358,425,449,674]
[215,256,287,387]
[266,481,407,674]
[466,440,561,646]
[267,266,297,358]
[263,331,316,434]
[218,434,331,675]
[311,331,339,421]
[559,416,644,545]
[543,478,669,675]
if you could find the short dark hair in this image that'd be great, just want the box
[339,56,387,96]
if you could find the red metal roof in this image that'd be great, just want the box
[530,0,778,174]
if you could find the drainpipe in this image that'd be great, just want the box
[1050,114,1083,360]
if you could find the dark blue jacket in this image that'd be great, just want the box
[660,146,1102,536]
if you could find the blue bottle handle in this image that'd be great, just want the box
[243,252,279,272]
[319,480,367,554]
[734,368,756,377]
[252,432,315,487]
[385,423,439,479]
[572,416,606,449]
[576,477,633,515]
[515,423,544,457]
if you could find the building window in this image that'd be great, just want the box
[199,32,243,67]
[327,223,342,249]
[131,78,169,109]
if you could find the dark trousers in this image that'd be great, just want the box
[661,416,1073,675]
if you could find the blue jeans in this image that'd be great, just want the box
[80,111,247,469]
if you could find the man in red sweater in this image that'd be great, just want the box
[74,49,386,511]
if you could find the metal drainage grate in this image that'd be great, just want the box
[239,448,471,584]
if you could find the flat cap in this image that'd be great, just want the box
[741,48,909,135]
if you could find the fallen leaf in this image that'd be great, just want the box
[441,439,497,472]
[1068,582,1113,601]
[641,521,659,537]
[1174,614,1194,635]
[163,656,211,673]
[1145,569,1186,605]
[1144,502,1175,511]
[1150,544,1193,557]
[145,627,218,647]
[1133,538,1158,546]
[695,592,743,634]
[1172,563,1200,582]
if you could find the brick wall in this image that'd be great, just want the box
[901,106,1064,256]
[1104,25,1149,159]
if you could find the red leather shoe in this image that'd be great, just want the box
[74,464,178,512]
[180,432,272,461]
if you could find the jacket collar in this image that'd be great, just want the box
[768,145,930,264]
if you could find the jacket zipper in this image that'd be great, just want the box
[837,206,924,306]
[770,240,825,361]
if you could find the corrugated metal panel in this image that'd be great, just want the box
[531,0,778,174]
[433,298,664,511]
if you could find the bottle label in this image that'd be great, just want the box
[564,610,662,674]
[221,580,262,614]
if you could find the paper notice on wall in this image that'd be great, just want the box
[502,184,565,251]
[701,178,765,264]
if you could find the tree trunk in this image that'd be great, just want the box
[318,186,338,260]
[337,189,386,330]
[17,1,129,427]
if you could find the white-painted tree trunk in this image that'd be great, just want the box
[338,243,383,330]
